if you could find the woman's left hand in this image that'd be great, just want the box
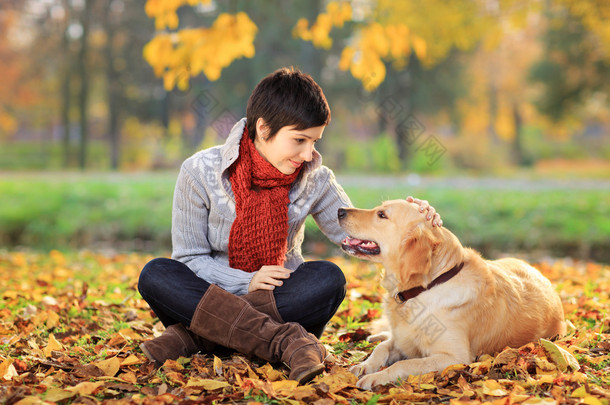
[407,196,443,227]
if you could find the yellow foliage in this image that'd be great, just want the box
[292,1,352,50]
[296,0,548,90]
[145,0,213,30]
[143,10,257,90]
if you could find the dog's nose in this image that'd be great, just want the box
[338,208,347,220]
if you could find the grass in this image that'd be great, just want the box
[0,171,608,262]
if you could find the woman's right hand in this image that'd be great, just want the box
[248,265,291,293]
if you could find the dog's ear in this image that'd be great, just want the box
[398,226,439,281]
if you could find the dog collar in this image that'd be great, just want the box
[394,262,465,304]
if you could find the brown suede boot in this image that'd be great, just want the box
[244,289,283,323]
[189,284,326,384]
[140,288,283,367]
[140,323,215,367]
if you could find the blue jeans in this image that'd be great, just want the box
[138,258,346,338]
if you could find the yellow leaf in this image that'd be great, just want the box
[582,396,603,405]
[522,398,559,405]
[292,385,317,401]
[317,369,358,392]
[43,334,63,358]
[256,363,284,382]
[469,356,493,375]
[45,311,60,329]
[213,355,223,376]
[119,371,138,384]
[571,386,587,398]
[441,363,467,375]
[535,356,557,373]
[185,377,230,391]
[65,381,105,396]
[493,347,519,366]
[271,379,298,396]
[13,397,44,405]
[477,379,508,397]
[535,375,555,385]
[3,290,20,299]
[118,327,141,340]
[0,359,18,380]
[95,357,121,377]
[121,354,141,366]
[540,338,580,372]
[408,372,435,385]
[42,387,75,402]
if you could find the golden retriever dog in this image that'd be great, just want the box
[338,200,566,389]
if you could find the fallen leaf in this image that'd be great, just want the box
[571,386,588,398]
[120,354,141,366]
[95,356,121,377]
[118,327,141,340]
[43,387,76,402]
[0,358,18,380]
[540,338,580,372]
[185,377,231,391]
[582,396,604,405]
[317,368,357,393]
[214,355,223,376]
[12,397,44,405]
[119,371,138,384]
[271,379,299,396]
[256,362,284,381]
[476,379,509,397]
[43,333,63,357]
[493,347,520,366]
[41,296,58,306]
[65,381,105,395]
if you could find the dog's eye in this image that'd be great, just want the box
[377,210,388,219]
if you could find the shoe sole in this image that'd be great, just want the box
[294,363,325,385]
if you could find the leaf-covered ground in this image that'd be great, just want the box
[0,251,608,404]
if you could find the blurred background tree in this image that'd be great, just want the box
[0,0,608,174]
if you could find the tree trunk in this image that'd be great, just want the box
[78,0,92,170]
[103,0,120,170]
[60,0,72,168]
[511,101,524,166]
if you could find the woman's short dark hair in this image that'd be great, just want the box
[246,67,331,141]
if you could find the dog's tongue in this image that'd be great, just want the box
[348,237,364,246]
[342,237,365,246]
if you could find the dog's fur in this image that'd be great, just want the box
[339,200,566,389]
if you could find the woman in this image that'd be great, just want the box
[138,67,441,384]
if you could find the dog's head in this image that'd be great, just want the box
[338,200,462,290]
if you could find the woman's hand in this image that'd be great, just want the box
[406,196,443,227]
[248,265,292,293]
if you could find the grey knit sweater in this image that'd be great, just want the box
[171,118,352,295]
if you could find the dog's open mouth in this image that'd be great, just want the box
[341,236,380,255]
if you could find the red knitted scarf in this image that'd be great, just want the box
[228,128,302,273]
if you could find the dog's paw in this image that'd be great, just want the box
[349,361,379,378]
[349,363,366,377]
[356,370,393,390]
[367,332,390,343]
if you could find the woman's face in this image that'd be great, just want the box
[253,119,325,175]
